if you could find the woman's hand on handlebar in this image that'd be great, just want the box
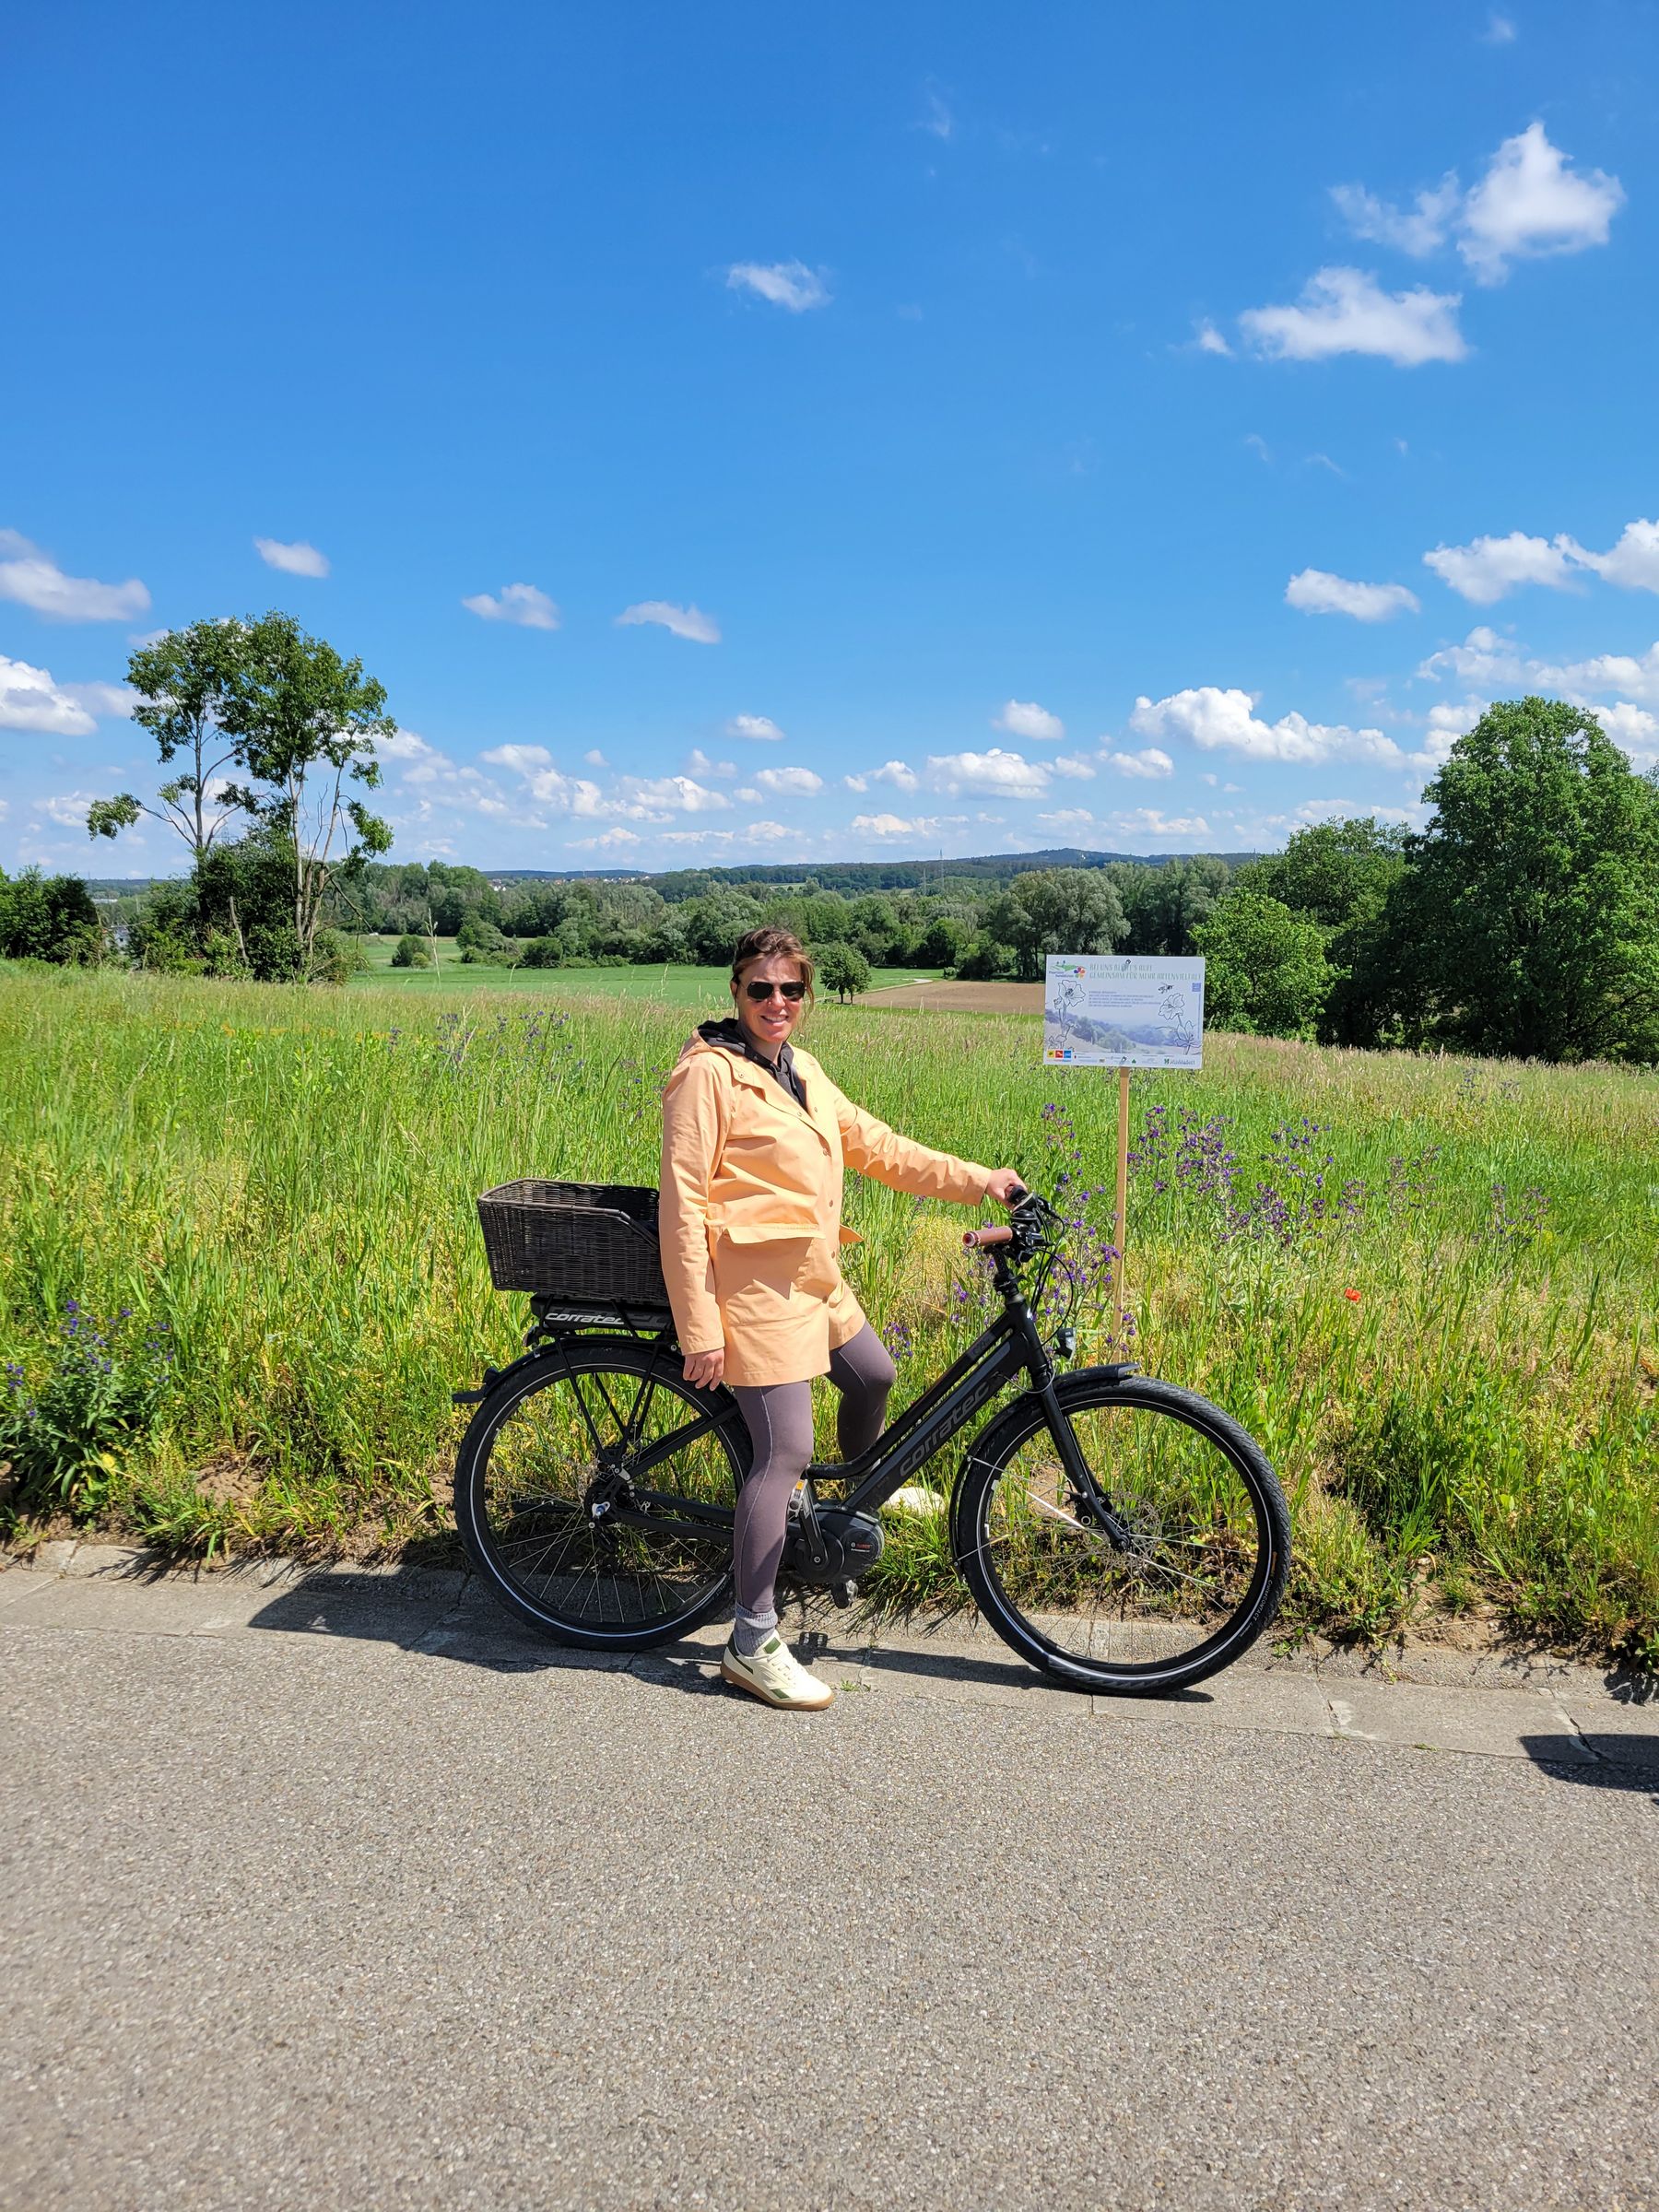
[683,1347,725,1390]
[984,1168,1026,1206]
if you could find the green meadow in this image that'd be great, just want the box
[348,937,942,1003]
[2,960,1655,1665]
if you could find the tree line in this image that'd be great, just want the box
[5,608,1655,1065]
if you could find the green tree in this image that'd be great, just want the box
[1240,817,1408,1047]
[1404,699,1659,1062]
[1112,856,1230,957]
[391,933,432,969]
[88,618,250,858]
[1194,891,1334,1040]
[0,867,103,964]
[218,612,395,976]
[914,912,971,968]
[985,868,1127,982]
[677,889,763,965]
[818,941,872,1002]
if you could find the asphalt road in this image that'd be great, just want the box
[2,1555,1655,2212]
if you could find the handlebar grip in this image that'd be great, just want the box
[963,1224,1015,1249]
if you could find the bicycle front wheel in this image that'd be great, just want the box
[955,1371,1290,1695]
[453,1339,746,1650]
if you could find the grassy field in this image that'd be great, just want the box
[2,959,1656,1665]
[349,938,944,1005]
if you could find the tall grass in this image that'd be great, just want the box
[2,961,1655,1662]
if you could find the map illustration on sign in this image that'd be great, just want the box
[1043,953,1206,1069]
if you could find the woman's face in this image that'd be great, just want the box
[732,955,806,1057]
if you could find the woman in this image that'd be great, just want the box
[659,925,1022,1711]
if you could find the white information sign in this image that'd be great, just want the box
[1042,952,1206,1070]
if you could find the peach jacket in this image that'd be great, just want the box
[658,1034,993,1388]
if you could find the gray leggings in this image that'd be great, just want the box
[731,1324,897,1617]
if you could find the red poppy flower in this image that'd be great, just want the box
[1343,1288,1361,1303]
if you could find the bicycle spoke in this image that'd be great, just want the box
[472,1350,740,1638]
[978,1396,1267,1674]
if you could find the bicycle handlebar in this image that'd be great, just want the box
[963,1224,1015,1249]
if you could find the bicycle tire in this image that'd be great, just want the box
[953,1370,1290,1695]
[453,1338,747,1651]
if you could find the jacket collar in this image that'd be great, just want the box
[696,1017,806,1107]
[684,1030,835,1147]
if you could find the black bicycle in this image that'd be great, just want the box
[452,1182,1290,1696]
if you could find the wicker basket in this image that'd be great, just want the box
[477,1181,668,1304]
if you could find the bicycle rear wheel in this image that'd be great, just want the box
[453,1338,746,1649]
[955,1371,1290,1694]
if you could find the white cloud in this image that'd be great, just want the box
[744,819,797,844]
[1415,625,1527,686]
[571,828,643,852]
[617,774,730,815]
[1194,320,1231,357]
[1289,796,1428,830]
[0,653,98,735]
[851,812,950,841]
[1287,569,1421,620]
[1423,531,1582,603]
[62,679,136,720]
[616,601,721,644]
[31,790,104,830]
[375,727,442,763]
[725,713,784,740]
[583,748,607,767]
[687,748,736,777]
[1543,643,1659,705]
[842,759,919,794]
[1239,267,1466,367]
[993,698,1065,742]
[478,741,551,775]
[1331,125,1622,287]
[1420,625,1659,712]
[1569,518,1659,594]
[916,85,955,141]
[1331,176,1462,258]
[0,531,151,622]
[1111,807,1215,841]
[254,537,329,578]
[926,747,1051,798]
[1593,701,1659,759]
[462,582,561,630]
[1104,747,1175,779]
[1423,697,1491,745]
[1459,123,1624,283]
[1483,12,1517,43]
[751,764,823,796]
[725,261,830,312]
[1052,753,1097,780]
[1038,808,1097,832]
[1130,687,1405,767]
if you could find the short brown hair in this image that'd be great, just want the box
[730,924,815,1007]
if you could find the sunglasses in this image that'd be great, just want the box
[744,979,806,1003]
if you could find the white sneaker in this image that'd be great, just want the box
[721,1632,835,1711]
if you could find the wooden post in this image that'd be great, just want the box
[1114,1065,1131,1335]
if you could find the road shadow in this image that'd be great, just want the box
[241,1569,1076,1698]
[1521,1731,1659,1797]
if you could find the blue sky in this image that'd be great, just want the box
[4,0,1656,876]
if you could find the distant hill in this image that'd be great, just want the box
[484,847,1263,894]
[76,846,1263,904]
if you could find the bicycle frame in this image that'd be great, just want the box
[543,1242,1135,1547]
